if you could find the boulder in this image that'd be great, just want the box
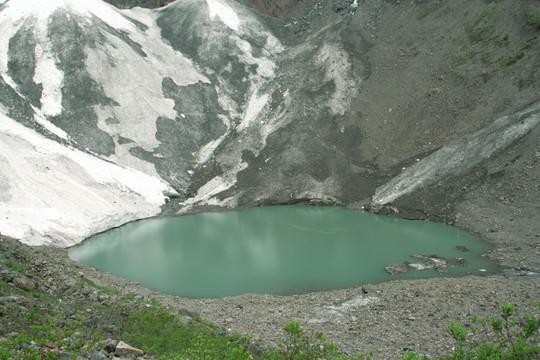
[115,341,144,358]
[13,277,35,291]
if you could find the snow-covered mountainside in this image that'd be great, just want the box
[0,0,360,245]
[0,0,539,247]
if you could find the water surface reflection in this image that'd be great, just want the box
[70,206,495,297]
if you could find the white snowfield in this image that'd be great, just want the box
[0,0,192,246]
[0,112,175,247]
[0,0,274,247]
[0,0,352,246]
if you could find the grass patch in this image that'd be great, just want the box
[122,306,252,359]
[470,6,499,42]
[499,36,537,67]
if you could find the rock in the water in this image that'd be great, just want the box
[115,341,144,357]
[408,262,434,270]
[384,263,409,275]
[408,254,448,273]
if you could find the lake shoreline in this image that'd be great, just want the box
[70,206,496,299]
[35,223,539,359]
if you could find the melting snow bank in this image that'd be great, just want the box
[371,100,540,210]
[0,113,176,248]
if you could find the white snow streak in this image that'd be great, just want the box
[206,0,240,31]
[237,89,269,132]
[315,43,358,115]
[1,0,135,28]
[371,101,540,208]
[33,39,63,116]
[31,107,69,139]
[0,72,69,139]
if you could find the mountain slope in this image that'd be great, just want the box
[0,0,538,264]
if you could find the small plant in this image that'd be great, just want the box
[526,7,540,29]
[500,51,525,67]
[265,321,370,360]
[402,302,540,360]
[470,6,499,42]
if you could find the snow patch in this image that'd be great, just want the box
[0,112,174,247]
[0,0,136,29]
[206,0,240,31]
[236,38,276,79]
[85,8,208,153]
[195,115,231,164]
[237,89,269,132]
[0,12,23,73]
[33,37,64,116]
[31,108,68,139]
[180,161,247,208]
[0,72,69,139]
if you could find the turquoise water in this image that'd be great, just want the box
[69,206,495,298]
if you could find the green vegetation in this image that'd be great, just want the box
[262,320,370,360]
[500,51,525,67]
[526,7,540,29]
[0,260,104,359]
[122,305,252,359]
[402,302,540,360]
[454,5,539,70]
[500,36,537,67]
[470,6,499,43]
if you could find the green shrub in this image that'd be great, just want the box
[262,320,371,360]
[402,302,540,360]
[500,51,524,67]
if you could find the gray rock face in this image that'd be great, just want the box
[0,0,538,248]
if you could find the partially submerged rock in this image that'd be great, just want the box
[385,254,449,275]
[384,262,409,275]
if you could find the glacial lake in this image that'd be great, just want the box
[69,206,495,298]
